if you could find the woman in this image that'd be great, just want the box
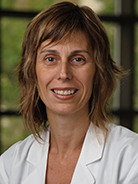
[0,1,138,184]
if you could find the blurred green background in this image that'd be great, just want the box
[0,0,138,153]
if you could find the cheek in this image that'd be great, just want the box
[36,64,49,86]
[36,71,50,104]
[79,67,95,90]
[36,70,45,88]
[36,67,57,100]
[36,67,48,95]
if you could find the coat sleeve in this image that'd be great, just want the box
[0,142,21,184]
[113,128,138,184]
[124,157,138,184]
[0,156,8,184]
[121,144,138,184]
[101,125,138,184]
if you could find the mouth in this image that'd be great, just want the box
[51,89,78,95]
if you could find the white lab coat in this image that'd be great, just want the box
[0,122,138,184]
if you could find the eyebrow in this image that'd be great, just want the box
[40,49,59,55]
[39,49,90,56]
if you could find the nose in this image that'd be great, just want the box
[58,61,72,81]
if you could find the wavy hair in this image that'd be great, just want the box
[17,1,124,139]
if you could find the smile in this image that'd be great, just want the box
[52,89,78,95]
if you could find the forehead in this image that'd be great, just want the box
[38,30,91,52]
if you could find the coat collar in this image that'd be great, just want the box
[71,123,105,184]
[26,129,50,167]
[22,123,105,184]
[22,130,50,184]
[82,122,105,164]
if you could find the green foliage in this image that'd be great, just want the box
[102,23,115,58]
[135,0,138,14]
[1,0,54,11]
[1,116,28,153]
[1,0,15,9]
[98,0,114,14]
[1,17,30,110]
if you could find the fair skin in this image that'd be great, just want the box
[36,30,95,184]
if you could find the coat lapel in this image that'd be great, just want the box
[22,130,50,184]
[71,123,105,184]
[21,123,105,184]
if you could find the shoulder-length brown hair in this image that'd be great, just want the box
[17,1,123,139]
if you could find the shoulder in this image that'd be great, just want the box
[0,130,49,183]
[0,134,35,176]
[104,123,138,183]
[105,123,138,156]
[1,129,49,159]
[1,133,35,161]
[107,123,138,145]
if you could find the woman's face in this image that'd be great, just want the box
[36,30,95,117]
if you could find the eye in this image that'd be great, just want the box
[45,57,56,62]
[72,57,85,65]
[73,57,84,62]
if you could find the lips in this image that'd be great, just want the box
[51,89,78,96]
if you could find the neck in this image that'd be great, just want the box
[47,110,90,158]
